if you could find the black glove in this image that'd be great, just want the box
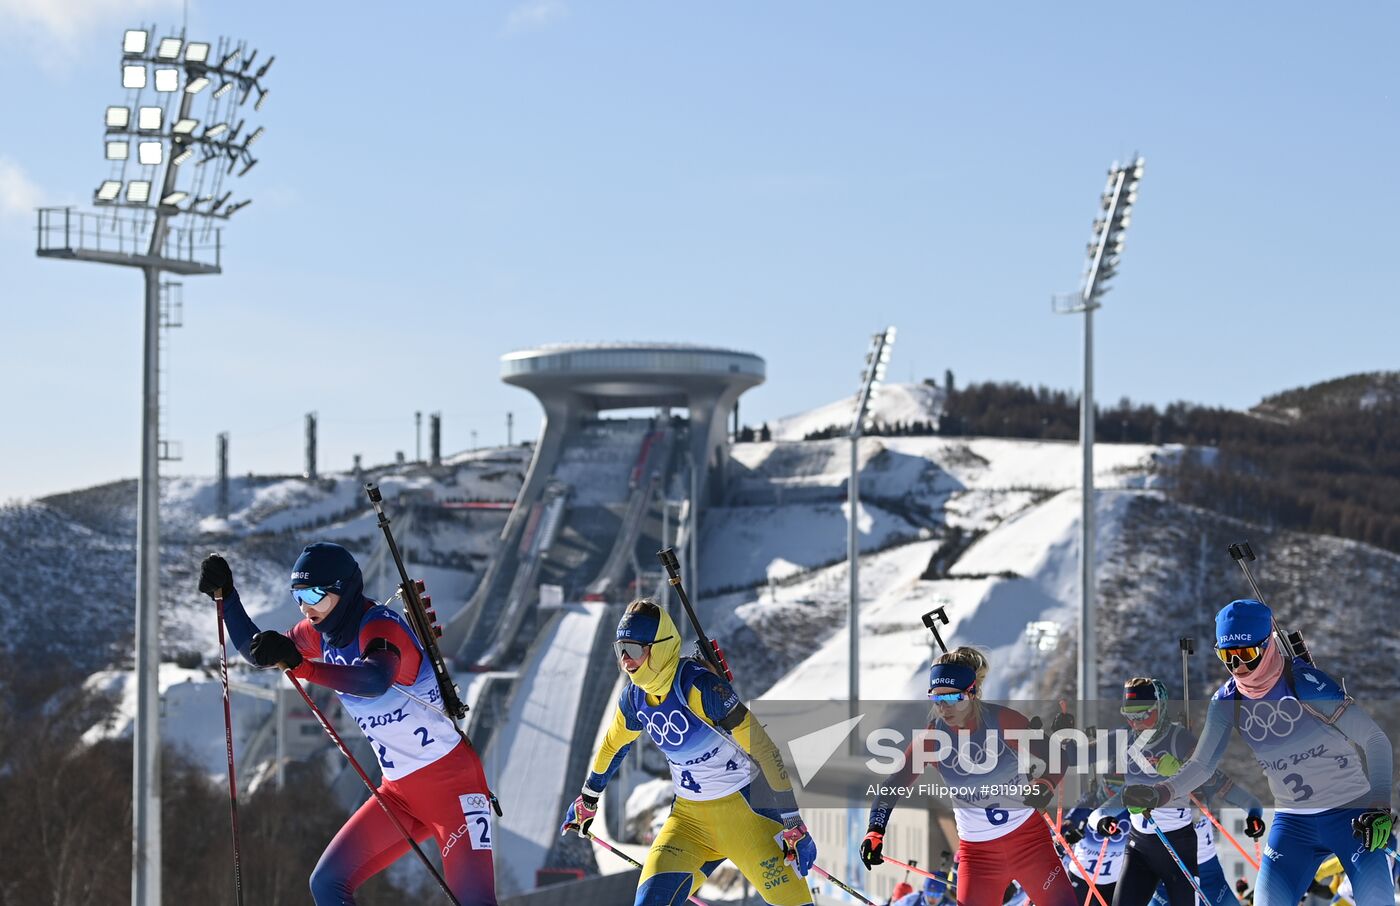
[1023,779,1055,810]
[1096,815,1120,836]
[859,827,885,869]
[1244,813,1266,839]
[250,631,302,670]
[1123,783,1167,812]
[198,553,233,598]
[1049,710,1075,734]
[1061,822,1084,846]
[1352,810,1395,852]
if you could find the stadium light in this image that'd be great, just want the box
[1052,154,1145,705]
[123,29,148,55]
[34,26,273,906]
[847,325,897,712]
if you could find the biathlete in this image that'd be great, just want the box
[859,646,1079,906]
[1095,677,1263,906]
[560,599,818,905]
[1124,599,1395,905]
[199,544,498,906]
[893,873,956,906]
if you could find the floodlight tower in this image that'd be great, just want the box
[848,327,895,707]
[1053,156,1144,705]
[35,26,272,906]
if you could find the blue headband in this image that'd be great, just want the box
[617,608,661,644]
[928,663,977,692]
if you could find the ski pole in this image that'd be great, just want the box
[285,671,461,906]
[886,858,913,906]
[214,597,246,906]
[1143,812,1210,905]
[658,547,731,679]
[1084,836,1109,906]
[1041,814,1110,906]
[809,864,879,905]
[585,833,710,906]
[1055,700,1068,832]
[1189,794,1260,870]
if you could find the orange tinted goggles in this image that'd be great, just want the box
[1216,644,1266,667]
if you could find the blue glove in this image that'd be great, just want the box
[777,813,817,877]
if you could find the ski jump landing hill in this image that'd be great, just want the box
[444,343,765,895]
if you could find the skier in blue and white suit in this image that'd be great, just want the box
[1124,599,1394,906]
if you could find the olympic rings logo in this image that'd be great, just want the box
[645,709,691,747]
[1240,696,1304,742]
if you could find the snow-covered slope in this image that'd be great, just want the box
[766,382,944,441]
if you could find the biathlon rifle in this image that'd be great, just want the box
[921,605,951,655]
[366,483,467,720]
[1227,541,1313,665]
[658,547,732,680]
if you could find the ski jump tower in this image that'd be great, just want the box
[445,343,764,658]
[501,342,764,521]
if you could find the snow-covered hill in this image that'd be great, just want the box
[7,379,1400,891]
[766,381,943,441]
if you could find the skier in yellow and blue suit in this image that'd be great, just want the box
[561,599,818,905]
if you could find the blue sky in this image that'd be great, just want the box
[1,2,1396,501]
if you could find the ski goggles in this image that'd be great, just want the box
[614,636,673,661]
[1216,642,1267,668]
[291,585,337,608]
[1120,704,1157,722]
[929,691,973,704]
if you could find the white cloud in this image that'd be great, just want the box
[0,158,45,220]
[0,0,179,56]
[504,0,568,34]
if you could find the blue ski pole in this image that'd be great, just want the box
[1143,812,1209,905]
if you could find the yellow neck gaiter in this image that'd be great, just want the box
[625,607,682,699]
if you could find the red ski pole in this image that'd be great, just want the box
[285,671,461,906]
[214,597,246,906]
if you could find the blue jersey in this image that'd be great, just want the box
[1215,662,1370,813]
